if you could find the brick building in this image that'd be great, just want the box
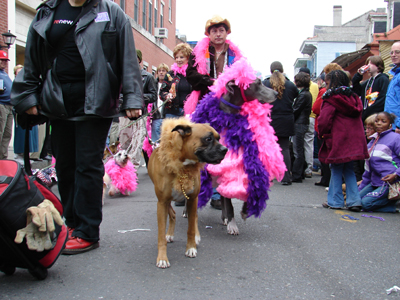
[1,0,178,79]
[0,0,10,73]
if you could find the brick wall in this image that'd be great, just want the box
[132,30,175,74]
[0,0,8,49]
[117,0,177,75]
[0,0,9,73]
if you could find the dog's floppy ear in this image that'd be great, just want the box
[171,125,192,137]
[225,80,236,95]
[171,125,192,151]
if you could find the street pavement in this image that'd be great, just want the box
[1,164,400,300]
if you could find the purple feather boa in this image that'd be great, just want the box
[199,167,213,207]
[192,92,270,218]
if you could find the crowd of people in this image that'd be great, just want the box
[1,0,400,257]
[269,41,400,215]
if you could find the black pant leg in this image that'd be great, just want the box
[318,137,331,185]
[277,136,291,182]
[292,124,307,181]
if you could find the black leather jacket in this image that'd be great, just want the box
[293,87,312,125]
[141,69,157,106]
[11,0,143,120]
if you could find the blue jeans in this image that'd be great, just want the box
[327,162,361,208]
[359,183,397,213]
[211,188,221,200]
[165,108,184,119]
[151,119,163,143]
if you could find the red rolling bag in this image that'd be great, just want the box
[0,159,67,280]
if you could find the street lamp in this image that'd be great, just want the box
[1,31,16,49]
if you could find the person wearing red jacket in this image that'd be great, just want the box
[312,74,330,187]
[318,70,369,210]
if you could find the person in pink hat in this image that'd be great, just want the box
[0,50,13,159]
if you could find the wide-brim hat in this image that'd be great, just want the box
[0,50,9,61]
[205,15,231,36]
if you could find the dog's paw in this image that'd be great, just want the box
[156,260,170,268]
[185,248,197,258]
[222,218,228,226]
[227,218,239,235]
[108,186,117,197]
[195,235,201,245]
[166,235,174,243]
[182,211,188,218]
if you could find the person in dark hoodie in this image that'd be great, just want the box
[262,61,298,185]
[292,71,312,183]
[318,70,369,211]
[352,56,389,122]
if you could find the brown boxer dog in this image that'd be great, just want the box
[148,117,227,268]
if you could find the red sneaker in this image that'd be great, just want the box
[62,237,99,255]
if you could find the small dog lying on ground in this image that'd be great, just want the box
[103,149,137,201]
[148,118,227,268]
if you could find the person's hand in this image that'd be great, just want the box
[29,199,64,232]
[395,128,400,134]
[25,106,38,115]
[125,108,142,119]
[381,173,398,183]
[166,93,174,100]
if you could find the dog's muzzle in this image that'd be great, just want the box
[196,145,227,164]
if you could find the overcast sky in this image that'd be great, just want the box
[176,0,387,80]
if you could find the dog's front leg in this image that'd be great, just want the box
[156,201,170,268]
[185,197,198,258]
[166,204,176,243]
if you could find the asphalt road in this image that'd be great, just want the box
[1,166,400,300]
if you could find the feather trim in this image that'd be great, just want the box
[143,137,153,157]
[184,90,201,115]
[105,160,138,195]
[192,37,212,74]
[171,63,188,76]
[241,101,286,181]
[210,57,256,99]
[143,103,153,157]
[191,92,271,218]
[198,167,213,208]
[184,37,243,116]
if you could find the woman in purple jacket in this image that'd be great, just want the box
[359,112,400,212]
[318,70,369,211]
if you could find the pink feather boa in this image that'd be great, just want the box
[171,63,188,76]
[206,101,286,199]
[142,103,153,157]
[202,58,286,199]
[184,37,243,115]
[209,58,256,98]
[105,159,138,195]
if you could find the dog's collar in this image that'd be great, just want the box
[240,86,249,102]
[220,98,242,110]
[179,173,195,200]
